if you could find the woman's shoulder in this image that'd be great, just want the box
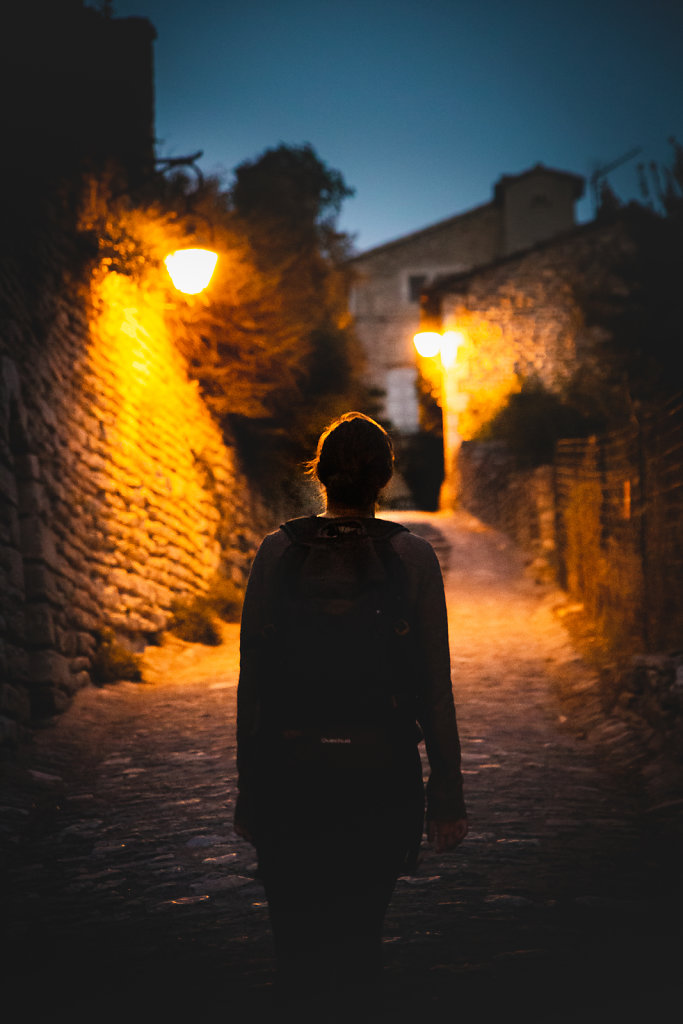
[255,526,292,559]
[385,522,441,568]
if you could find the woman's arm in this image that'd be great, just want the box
[408,539,467,829]
[234,532,286,840]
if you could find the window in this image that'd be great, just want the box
[385,367,419,432]
[407,274,428,303]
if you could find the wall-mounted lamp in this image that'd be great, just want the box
[414,329,464,366]
[413,328,466,510]
[413,331,442,358]
[164,248,218,294]
[439,330,465,369]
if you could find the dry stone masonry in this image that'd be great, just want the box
[0,244,270,746]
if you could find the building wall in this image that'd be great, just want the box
[349,166,583,432]
[428,214,643,506]
[349,205,500,430]
[497,165,584,256]
[437,217,636,417]
[0,242,270,745]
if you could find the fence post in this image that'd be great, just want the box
[552,449,567,589]
[636,409,651,650]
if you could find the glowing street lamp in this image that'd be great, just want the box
[413,331,443,358]
[440,329,465,369]
[413,328,466,509]
[413,329,464,366]
[164,248,218,294]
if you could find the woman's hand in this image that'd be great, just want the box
[233,793,255,844]
[428,817,469,852]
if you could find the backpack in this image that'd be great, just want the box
[262,516,419,734]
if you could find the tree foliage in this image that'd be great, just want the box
[80,143,367,499]
[231,142,353,239]
[475,380,602,466]
[637,137,683,217]
[572,209,683,420]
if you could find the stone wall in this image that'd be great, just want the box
[0,241,271,746]
[458,419,683,761]
[458,441,557,582]
[433,216,639,444]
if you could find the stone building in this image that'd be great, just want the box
[419,204,676,508]
[348,165,584,432]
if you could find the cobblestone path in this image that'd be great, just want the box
[2,511,682,1023]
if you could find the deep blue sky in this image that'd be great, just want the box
[111,0,682,252]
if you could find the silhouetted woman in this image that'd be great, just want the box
[234,412,467,1007]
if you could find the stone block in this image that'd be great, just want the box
[24,603,56,648]
[58,536,87,571]
[28,649,73,690]
[15,454,41,484]
[106,613,130,633]
[0,714,18,745]
[69,656,91,674]
[1,555,23,599]
[18,480,47,517]
[5,645,29,686]
[108,567,132,591]
[72,670,91,691]
[0,682,31,721]
[56,557,82,584]
[70,607,98,632]
[56,628,79,658]
[54,573,75,602]
[0,464,18,505]
[6,605,26,644]
[20,519,60,569]
[76,632,96,657]
[30,684,71,718]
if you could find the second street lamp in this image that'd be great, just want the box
[414,328,465,509]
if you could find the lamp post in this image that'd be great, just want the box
[414,329,465,510]
[164,248,218,294]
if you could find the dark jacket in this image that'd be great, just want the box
[236,517,466,823]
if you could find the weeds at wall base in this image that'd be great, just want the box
[90,628,143,685]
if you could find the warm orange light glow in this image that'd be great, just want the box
[164,248,218,294]
[87,267,227,603]
[441,307,522,441]
[413,331,442,358]
[440,330,465,368]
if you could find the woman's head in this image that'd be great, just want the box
[308,412,394,511]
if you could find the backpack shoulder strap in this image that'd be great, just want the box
[280,515,321,545]
[280,516,409,544]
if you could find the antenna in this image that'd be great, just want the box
[590,147,642,214]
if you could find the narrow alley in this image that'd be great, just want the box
[2,511,681,1023]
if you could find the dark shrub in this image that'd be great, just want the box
[91,629,142,684]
